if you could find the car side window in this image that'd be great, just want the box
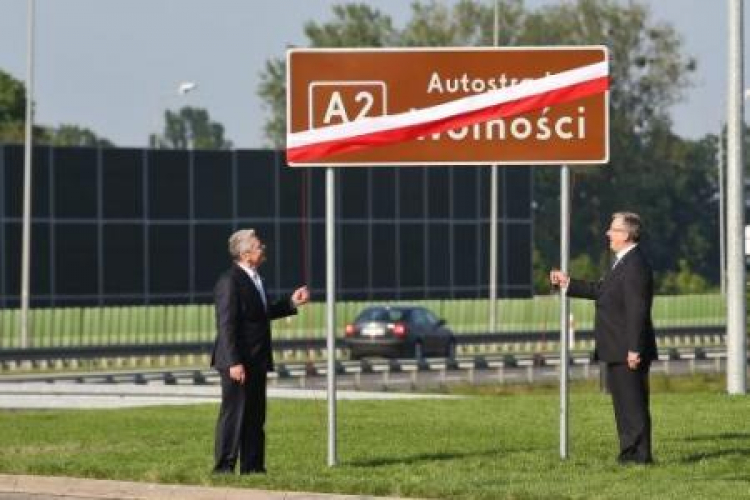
[410,310,429,327]
[424,310,439,326]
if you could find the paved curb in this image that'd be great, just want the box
[0,383,460,410]
[0,474,412,500]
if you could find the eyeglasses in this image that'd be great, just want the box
[243,243,266,255]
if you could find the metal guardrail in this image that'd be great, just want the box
[0,347,740,387]
[0,325,725,363]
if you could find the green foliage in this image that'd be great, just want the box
[532,248,600,294]
[1,383,749,499]
[658,258,713,294]
[534,120,720,294]
[0,121,25,143]
[401,0,524,47]
[521,1,711,293]
[47,124,114,148]
[532,247,553,294]
[150,106,232,150]
[303,3,397,47]
[569,252,601,282]
[1,69,113,147]
[520,0,694,130]
[0,69,25,124]
[258,59,287,148]
[0,69,29,144]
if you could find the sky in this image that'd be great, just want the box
[0,0,747,148]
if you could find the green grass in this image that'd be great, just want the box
[0,293,726,348]
[1,377,749,499]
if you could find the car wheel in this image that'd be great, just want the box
[446,339,456,360]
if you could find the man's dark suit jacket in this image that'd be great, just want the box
[567,246,657,363]
[211,264,296,372]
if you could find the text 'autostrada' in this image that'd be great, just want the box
[418,71,589,143]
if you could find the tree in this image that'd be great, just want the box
[509,0,700,292]
[1,68,114,147]
[508,0,702,292]
[150,106,232,150]
[658,259,712,294]
[0,69,27,143]
[519,0,694,131]
[401,0,524,47]
[533,118,720,294]
[0,70,25,124]
[47,124,114,147]
[258,59,286,150]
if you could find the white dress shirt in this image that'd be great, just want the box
[238,263,267,308]
[612,243,637,269]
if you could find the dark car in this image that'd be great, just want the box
[343,306,456,360]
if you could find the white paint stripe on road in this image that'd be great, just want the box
[0,382,460,409]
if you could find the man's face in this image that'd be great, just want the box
[606,216,631,253]
[242,237,266,268]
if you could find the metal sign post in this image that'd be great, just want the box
[325,166,337,466]
[559,165,571,459]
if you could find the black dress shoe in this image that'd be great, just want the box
[618,456,653,465]
[240,468,267,475]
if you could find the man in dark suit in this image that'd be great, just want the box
[211,228,309,475]
[550,212,657,464]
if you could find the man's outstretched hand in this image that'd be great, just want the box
[549,270,570,289]
[291,286,310,307]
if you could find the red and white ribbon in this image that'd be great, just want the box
[287,61,608,163]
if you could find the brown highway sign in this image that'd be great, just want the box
[286,47,609,166]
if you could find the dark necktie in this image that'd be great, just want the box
[250,271,267,308]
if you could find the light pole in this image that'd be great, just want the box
[178,81,197,149]
[718,122,726,296]
[488,0,500,333]
[726,0,746,395]
[718,89,750,298]
[19,0,36,348]
[151,81,197,148]
[178,81,197,95]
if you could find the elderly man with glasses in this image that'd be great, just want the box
[550,211,657,465]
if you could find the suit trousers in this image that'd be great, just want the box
[606,362,653,463]
[213,365,268,473]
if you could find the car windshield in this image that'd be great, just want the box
[356,308,409,322]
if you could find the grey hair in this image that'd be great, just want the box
[612,212,642,242]
[228,229,258,260]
